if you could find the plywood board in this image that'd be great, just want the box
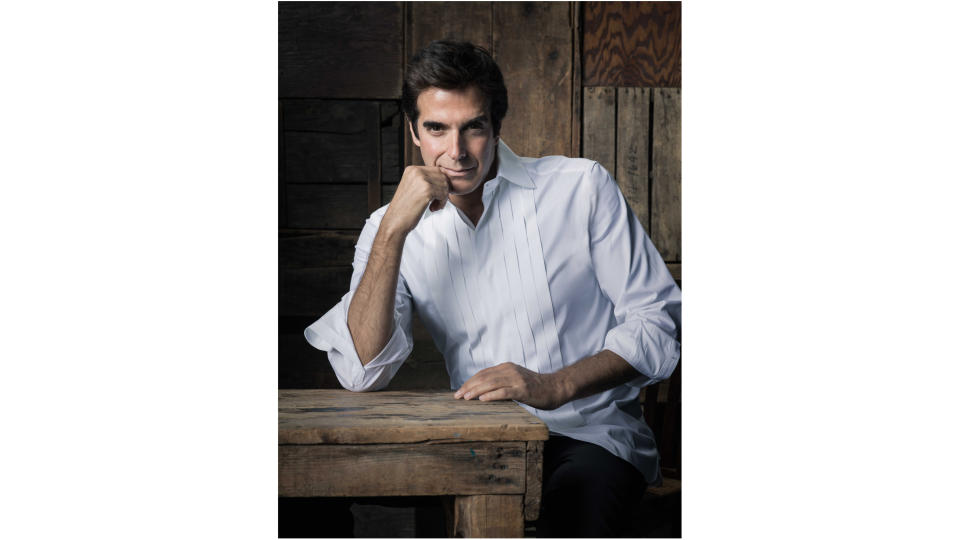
[583,1,681,87]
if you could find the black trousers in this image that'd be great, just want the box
[536,435,648,537]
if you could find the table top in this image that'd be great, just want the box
[279,389,549,444]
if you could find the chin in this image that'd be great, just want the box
[449,177,482,195]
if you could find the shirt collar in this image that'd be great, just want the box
[494,140,535,189]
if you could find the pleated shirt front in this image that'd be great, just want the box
[305,141,681,484]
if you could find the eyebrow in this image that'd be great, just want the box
[422,115,489,132]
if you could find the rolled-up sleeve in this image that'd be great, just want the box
[303,210,415,391]
[587,163,681,386]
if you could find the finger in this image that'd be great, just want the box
[462,376,515,400]
[455,366,498,398]
[477,387,514,402]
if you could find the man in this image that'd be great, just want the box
[304,40,681,537]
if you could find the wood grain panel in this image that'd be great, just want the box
[382,183,398,205]
[582,86,616,176]
[279,266,353,317]
[279,2,403,98]
[453,494,524,537]
[403,2,493,168]
[406,2,493,63]
[651,88,681,261]
[279,442,525,497]
[571,1,583,157]
[285,184,370,229]
[279,315,344,390]
[583,1,681,87]
[659,362,681,474]
[381,101,403,185]
[279,229,361,268]
[279,101,287,228]
[493,2,573,158]
[524,440,544,521]
[616,87,651,230]
[666,262,681,285]
[278,389,549,444]
[282,100,380,185]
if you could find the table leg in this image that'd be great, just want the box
[452,494,524,537]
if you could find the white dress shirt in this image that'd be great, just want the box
[304,141,681,484]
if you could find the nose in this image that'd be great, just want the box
[446,132,466,161]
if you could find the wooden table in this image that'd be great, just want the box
[279,389,549,537]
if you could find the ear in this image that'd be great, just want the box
[407,120,421,147]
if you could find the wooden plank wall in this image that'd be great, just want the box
[279,1,680,391]
[582,1,681,280]
[581,1,682,480]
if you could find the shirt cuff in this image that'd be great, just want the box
[303,290,412,391]
[602,322,680,386]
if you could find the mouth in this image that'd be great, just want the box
[441,166,477,178]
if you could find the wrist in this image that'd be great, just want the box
[377,217,410,247]
[549,370,575,406]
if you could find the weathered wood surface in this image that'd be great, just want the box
[282,100,380,185]
[279,2,403,99]
[403,2,493,168]
[639,361,681,477]
[659,361,681,475]
[382,183,398,205]
[571,1,583,158]
[582,86,616,176]
[666,262,681,284]
[279,390,548,444]
[583,1,681,87]
[279,229,360,268]
[617,87,652,231]
[493,2,573,158]
[523,440,544,521]
[453,494,524,538]
[651,87,681,261]
[380,101,403,185]
[279,442,525,497]
[406,2,493,55]
[285,184,370,229]
[279,266,353,317]
[279,101,287,228]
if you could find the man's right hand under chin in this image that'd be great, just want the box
[381,165,451,239]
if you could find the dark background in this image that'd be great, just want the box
[279,2,681,535]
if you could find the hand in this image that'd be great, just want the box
[381,165,452,237]
[454,362,570,410]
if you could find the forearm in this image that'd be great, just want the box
[346,225,407,365]
[551,350,640,404]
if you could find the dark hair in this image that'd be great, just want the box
[401,40,508,137]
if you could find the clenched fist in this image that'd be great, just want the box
[381,165,452,237]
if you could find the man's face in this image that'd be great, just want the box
[409,85,499,197]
